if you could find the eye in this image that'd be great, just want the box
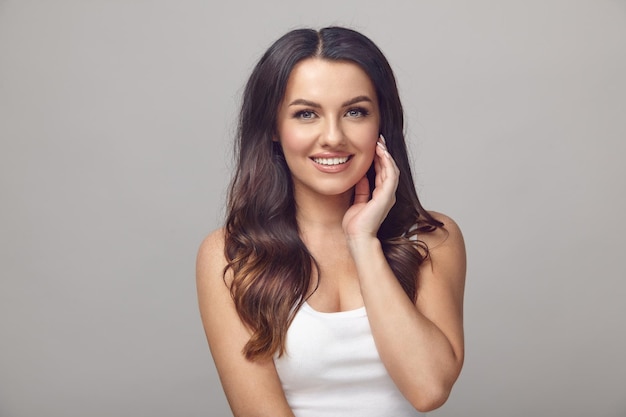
[294,110,317,120]
[346,107,369,118]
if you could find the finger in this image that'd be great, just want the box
[374,142,399,197]
[374,149,383,187]
[378,141,398,179]
[352,175,370,205]
[375,141,387,185]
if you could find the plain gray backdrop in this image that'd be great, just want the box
[1,1,625,416]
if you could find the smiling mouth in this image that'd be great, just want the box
[311,156,352,166]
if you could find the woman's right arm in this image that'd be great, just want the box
[196,229,295,417]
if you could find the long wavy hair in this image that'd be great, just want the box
[224,26,443,361]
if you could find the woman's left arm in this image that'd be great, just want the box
[349,215,465,412]
[344,139,466,412]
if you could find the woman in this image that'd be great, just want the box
[197,26,466,417]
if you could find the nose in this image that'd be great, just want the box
[319,118,345,147]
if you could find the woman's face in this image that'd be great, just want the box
[276,58,380,200]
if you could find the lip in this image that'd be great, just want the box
[309,153,354,173]
[309,151,353,158]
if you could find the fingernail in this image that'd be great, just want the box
[379,134,386,145]
[377,141,385,150]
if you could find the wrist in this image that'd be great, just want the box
[346,234,382,255]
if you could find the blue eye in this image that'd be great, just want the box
[346,108,369,118]
[294,110,316,119]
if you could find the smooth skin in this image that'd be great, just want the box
[197,58,466,416]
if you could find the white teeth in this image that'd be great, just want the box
[312,156,350,166]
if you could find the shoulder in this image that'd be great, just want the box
[419,211,465,255]
[196,227,228,287]
[417,211,466,287]
[197,227,226,261]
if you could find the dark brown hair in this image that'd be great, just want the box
[224,27,442,360]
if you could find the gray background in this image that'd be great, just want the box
[1,1,625,416]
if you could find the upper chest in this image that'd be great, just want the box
[305,241,364,312]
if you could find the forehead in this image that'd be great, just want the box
[282,58,377,104]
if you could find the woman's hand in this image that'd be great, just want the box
[342,135,399,241]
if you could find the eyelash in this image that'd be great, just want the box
[292,107,370,119]
[346,107,369,118]
[293,110,316,119]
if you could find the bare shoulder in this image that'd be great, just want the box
[419,211,465,255]
[196,227,232,322]
[196,227,228,287]
[197,227,226,265]
[416,210,466,307]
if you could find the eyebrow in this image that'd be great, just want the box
[288,95,374,108]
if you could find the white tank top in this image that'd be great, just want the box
[273,302,426,417]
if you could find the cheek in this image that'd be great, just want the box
[364,143,377,170]
[278,124,314,155]
[354,131,378,171]
[358,127,379,157]
[344,118,378,138]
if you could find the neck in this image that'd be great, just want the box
[294,187,353,233]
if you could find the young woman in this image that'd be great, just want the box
[197,26,466,417]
